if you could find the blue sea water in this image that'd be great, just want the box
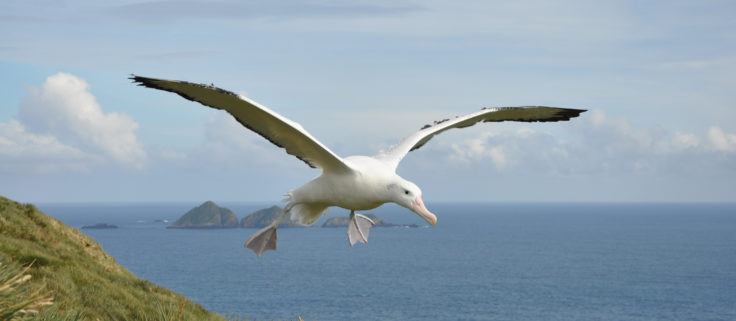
[38,202,736,321]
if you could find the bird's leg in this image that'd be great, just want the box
[245,203,293,257]
[347,210,376,247]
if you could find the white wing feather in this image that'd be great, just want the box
[377,106,586,170]
[131,75,352,173]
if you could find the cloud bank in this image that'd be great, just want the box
[1,72,145,173]
[2,73,733,201]
[444,109,736,178]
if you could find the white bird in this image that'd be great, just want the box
[131,75,586,256]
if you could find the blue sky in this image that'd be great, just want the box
[1,0,734,203]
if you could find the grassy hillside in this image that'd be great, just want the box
[0,196,225,321]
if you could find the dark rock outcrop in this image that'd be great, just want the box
[240,205,305,228]
[169,201,239,228]
[81,223,118,229]
[321,214,418,228]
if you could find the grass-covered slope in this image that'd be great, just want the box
[0,196,225,321]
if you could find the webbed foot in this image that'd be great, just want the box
[245,225,278,257]
[347,212,376,247]
[245,203,293,257]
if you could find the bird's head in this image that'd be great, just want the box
[388,179,437,226]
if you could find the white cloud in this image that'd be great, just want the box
[584,109,655,150]
[202,111,270,155]
[18,72,145,167]
[0,119,89,174]
[1,72,145,173]
[707,126,736,152]
[190,111,299,170]
[441,109,735,178]
[670,132,700,151]
[450,132,508,169]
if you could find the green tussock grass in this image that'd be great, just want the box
[0,196,225,321]
[0,260,53,320]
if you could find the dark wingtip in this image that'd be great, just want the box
[129,74,158,87]
[562,107,588,120]
[129,74,151,87]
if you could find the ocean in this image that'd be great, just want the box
[37,202,736,321]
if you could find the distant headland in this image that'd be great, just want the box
[322,213,420,228]
[168,201,303,229]
[168,201,239,228]
[81,223,118,229]
[168,201,417,229]
[239,205,304,228]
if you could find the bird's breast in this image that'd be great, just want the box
[291,168,392,211]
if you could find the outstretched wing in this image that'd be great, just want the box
[377,106,586,170]
[131,75,352,173]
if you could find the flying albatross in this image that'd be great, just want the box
[131,75,586,256]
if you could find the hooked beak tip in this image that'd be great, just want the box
[413,196,437,226]
[427,215,437,226]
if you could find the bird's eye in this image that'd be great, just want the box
[404,190,410,195]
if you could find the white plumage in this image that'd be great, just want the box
[132,75,586,256]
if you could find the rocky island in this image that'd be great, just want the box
[81,223,118,229]
[240,205,304,228]
[169,202,416,229]
[168,201,239,228]
[321,213,419,228]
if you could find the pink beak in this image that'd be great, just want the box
[412,196,437,226]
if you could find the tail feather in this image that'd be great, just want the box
[281,192,293,203]
[290,203,329,226]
